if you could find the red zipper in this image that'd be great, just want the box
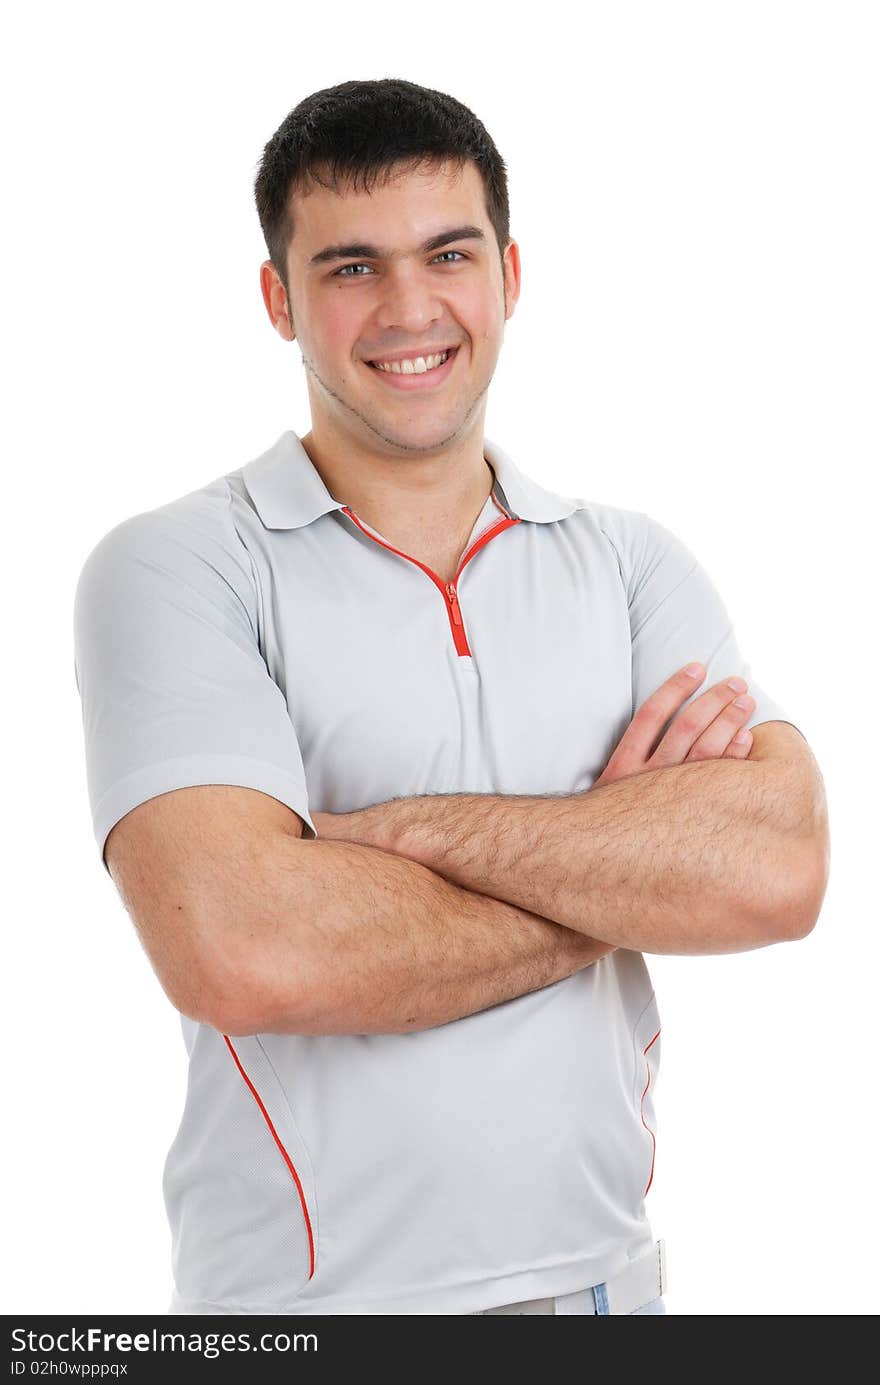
[341,499,521,656]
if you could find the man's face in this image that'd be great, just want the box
[264,158,520,454]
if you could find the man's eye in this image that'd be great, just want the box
[333,250,466,278]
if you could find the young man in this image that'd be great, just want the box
[73,78,829,1316]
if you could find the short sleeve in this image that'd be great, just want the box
[606,508,803,742]
[73,483,317,876]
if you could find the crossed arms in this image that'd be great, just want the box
[209,666,829,1039]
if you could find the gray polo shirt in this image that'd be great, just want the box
[73,429,792,1315]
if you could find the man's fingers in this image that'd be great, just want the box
[618,663,709,764]
[722,727,753,758]
[650,679,755,768]
[685,695,756,761]
[596,662,756,788]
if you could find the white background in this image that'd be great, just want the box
[3,0,877,1316]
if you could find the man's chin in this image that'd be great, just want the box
[363,389,489,451]
[362,411,470,454]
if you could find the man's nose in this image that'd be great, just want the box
[373,266,445,335]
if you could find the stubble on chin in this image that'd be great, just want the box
[301,351,491,454]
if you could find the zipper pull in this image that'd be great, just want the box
[445,582,464,626]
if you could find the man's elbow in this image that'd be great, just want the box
[164,961,286,1037]
[193,858,324,1037]
[206,988,284,1038]
[204,935,323,1036]
[203,972,322,1037]
[770,826,831,942]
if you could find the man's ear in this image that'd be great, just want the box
[502,238,521,323]
[259,260,296,342]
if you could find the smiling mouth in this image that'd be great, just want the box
[367,347,458,375]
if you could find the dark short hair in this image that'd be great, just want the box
[254,78,511,298]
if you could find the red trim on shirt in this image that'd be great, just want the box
[341,494,521,656]
[223,1034,316,1280]
[640,1028,661,1197]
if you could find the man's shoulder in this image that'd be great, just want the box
[570,496,652,533]
[554,500,696,606]
[562,496,662,557]
[73,471,251,607]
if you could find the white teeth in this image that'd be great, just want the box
[372,350,450,375]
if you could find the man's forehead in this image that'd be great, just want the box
[290,160,487,257]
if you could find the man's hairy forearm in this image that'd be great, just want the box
[223,837,612,1038]
[323,757,822,956]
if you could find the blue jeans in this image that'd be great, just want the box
[592,1278,667,1315]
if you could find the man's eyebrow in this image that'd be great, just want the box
[307,224,486,268]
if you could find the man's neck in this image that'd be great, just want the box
[299,427,496,574]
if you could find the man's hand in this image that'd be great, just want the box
[593,662,755,787]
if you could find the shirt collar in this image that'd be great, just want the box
[238,430,583,531]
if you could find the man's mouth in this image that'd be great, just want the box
[364,346,459,389]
